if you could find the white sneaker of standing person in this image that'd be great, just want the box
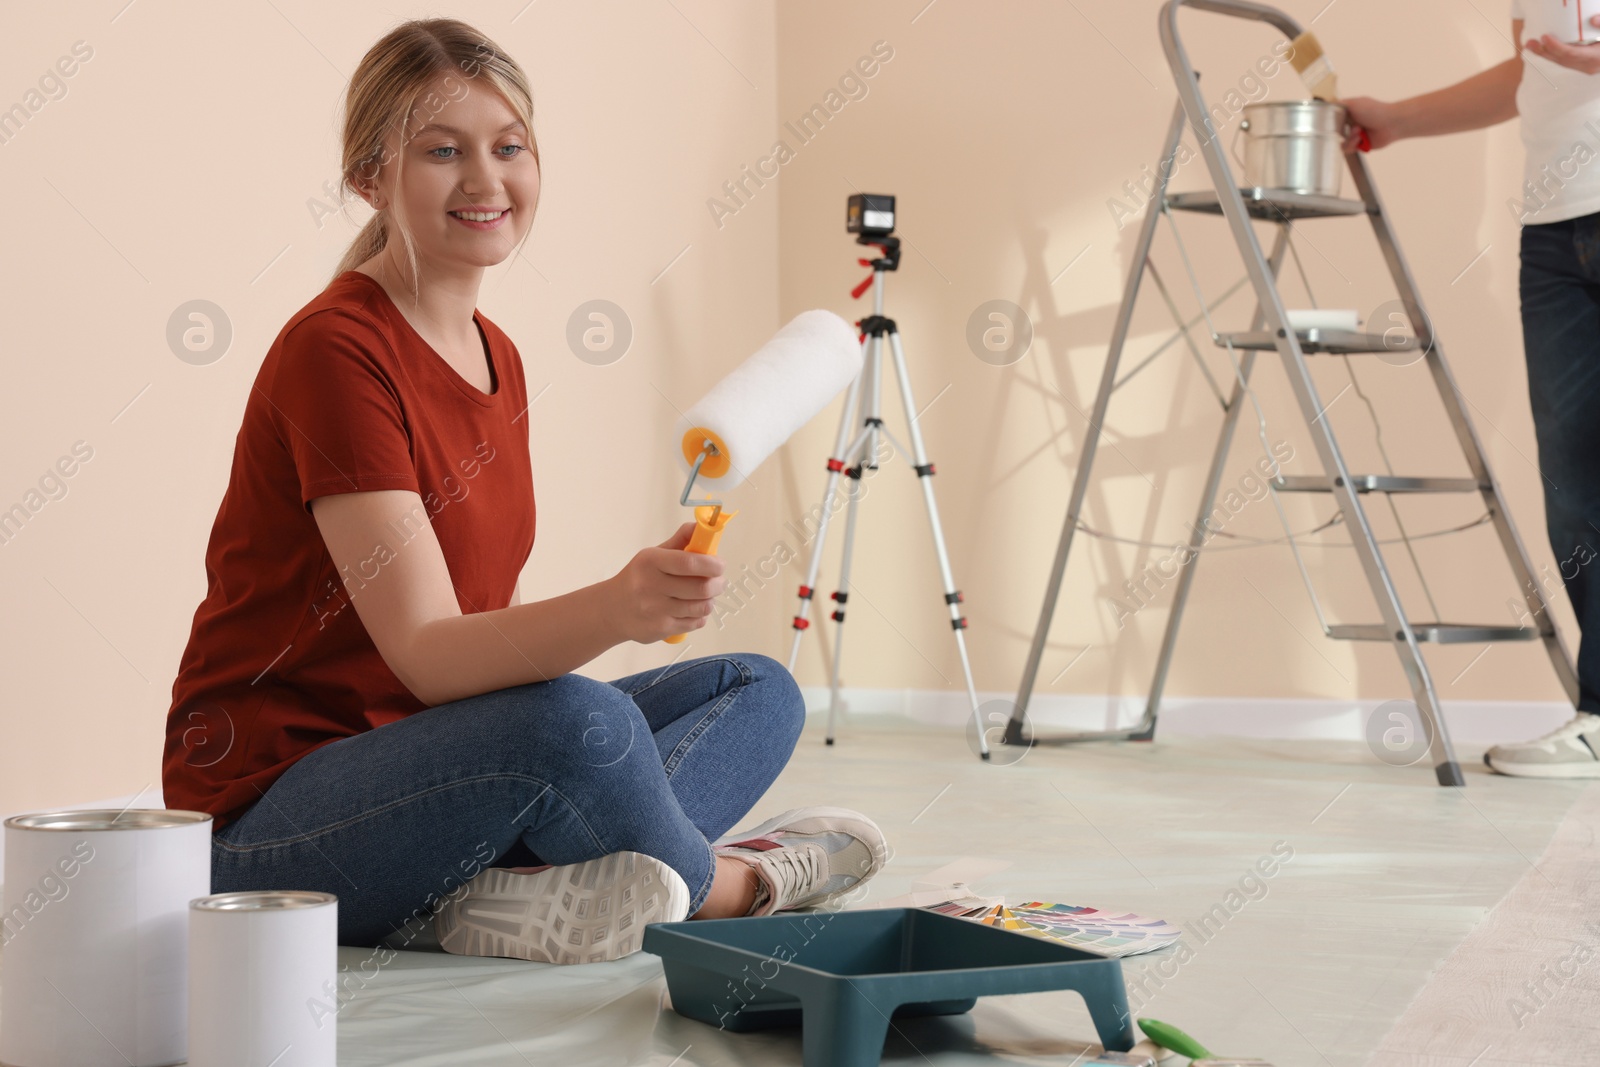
[1483,712,1600,779]
[713,806,889,916]
[434,850,690,965]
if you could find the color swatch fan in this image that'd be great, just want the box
[927,898,1181,959]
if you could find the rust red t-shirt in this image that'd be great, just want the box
[162,270,535,831]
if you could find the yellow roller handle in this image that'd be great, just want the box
[664,505,738,644]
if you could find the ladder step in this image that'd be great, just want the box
[1273,475,1482,494]
[1326,623,1539,645]
[1164,187,1370,221]
[1214,328,1416,355]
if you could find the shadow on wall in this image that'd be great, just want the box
[768,0,1534,715]
[981,7,1499,720]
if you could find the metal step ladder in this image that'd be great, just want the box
[1006,0,1579,786]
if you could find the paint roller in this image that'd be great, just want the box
[664,308,864,644]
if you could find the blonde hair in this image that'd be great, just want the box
[331,18,539,298]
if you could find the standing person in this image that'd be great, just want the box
[1342,2,1600,777]
[162,17,887,965]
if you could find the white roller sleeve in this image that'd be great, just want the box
[678,309,863,490]
[1284,307,1359,332]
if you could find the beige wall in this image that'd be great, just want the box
[0,0,1562,816]
[0,0,778,815]
[767,0,1560,708]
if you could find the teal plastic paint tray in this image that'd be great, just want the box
[641,906,1136,1067]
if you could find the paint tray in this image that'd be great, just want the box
[642,906,1136,1067]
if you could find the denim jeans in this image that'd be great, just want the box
[211,653,807,946]
[1520,214,1600,714]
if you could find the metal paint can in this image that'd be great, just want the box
[187,891,339,1067]
[1237,100,1347,196]
[0,809,211,1067]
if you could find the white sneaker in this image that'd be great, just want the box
[434,851,690,964]
[1484,713,1600,779]
[714,806,889,915]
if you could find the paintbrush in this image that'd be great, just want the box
[1286,30,1337,100]
[1285,30,1370,151]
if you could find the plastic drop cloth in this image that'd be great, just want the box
[331,922,1113,1066]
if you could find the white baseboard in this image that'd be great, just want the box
[799,686,1576,745]
[1,696,1575,885]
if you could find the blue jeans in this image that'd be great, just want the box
[1520,215,1600,714]
[211,653,806,946]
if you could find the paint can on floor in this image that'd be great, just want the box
[0,808,212,1067]
[187,890,338,1067]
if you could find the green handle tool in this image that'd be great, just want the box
[1137,1017,1213,1060]
[1137,1016,1275,1066]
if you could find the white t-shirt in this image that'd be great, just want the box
[1511,0,1600,223]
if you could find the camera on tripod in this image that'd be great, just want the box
[846,193,895,237]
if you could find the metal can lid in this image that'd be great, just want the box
[1239,99,1346,136]
[192,890,338,911]
[4,809,212,832]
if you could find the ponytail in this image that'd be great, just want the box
[333,212,388,280]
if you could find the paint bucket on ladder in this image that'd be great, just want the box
[1235,99,1347,196]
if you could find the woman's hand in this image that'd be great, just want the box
[1525,17,1600,75]
[1341,96,1401,152]
[605,521,727,643]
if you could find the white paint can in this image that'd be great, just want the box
[0,809,211,1067]
[187,890,338,1067]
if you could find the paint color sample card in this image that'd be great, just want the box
[944,901,1182,958]
[918,891,1004,918]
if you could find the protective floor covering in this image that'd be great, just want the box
[321,717,1594,1066]
[1364,779,1600,1066]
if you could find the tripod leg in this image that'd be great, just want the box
[827,466,869,745]
[826,335,882,745]
[787,355,867,674]
[883,328,989,758]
